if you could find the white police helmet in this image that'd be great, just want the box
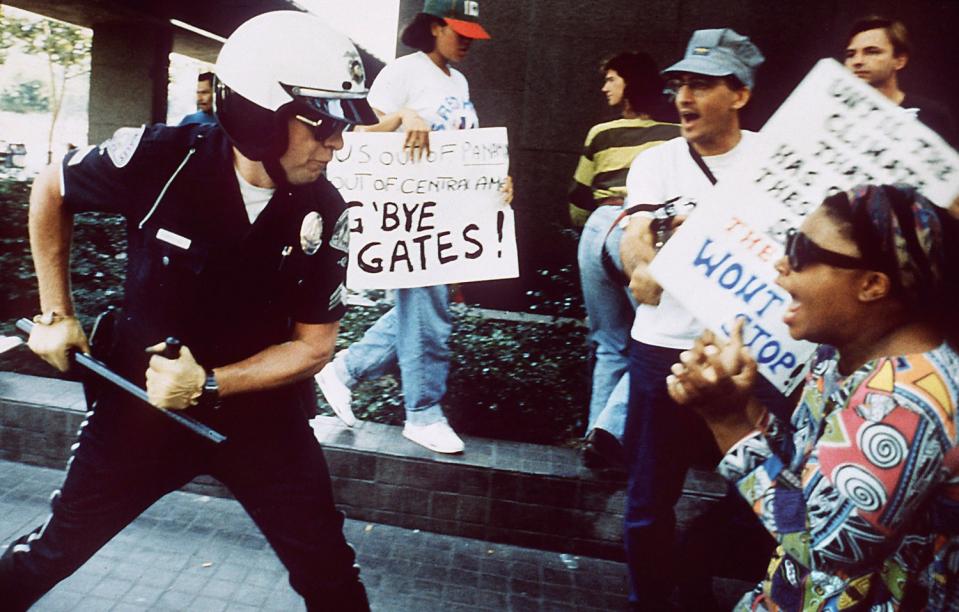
[213,11,376,162]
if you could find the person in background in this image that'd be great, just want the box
[844,16,956,145]
[316,0,513,454]
[572,51,679,471]
[617,28,771,610]
[667,184,959,610]
[178,71,216,126]
[568,52,676,227]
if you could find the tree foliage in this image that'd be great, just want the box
[0,79,49,112]
[0,8,91,161]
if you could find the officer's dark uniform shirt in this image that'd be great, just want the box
[60,123,349,423]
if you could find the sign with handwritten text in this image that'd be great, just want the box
[755,58,959,224]
[326,128,517,289]
[649,183,814,395]
[648,59,959,394]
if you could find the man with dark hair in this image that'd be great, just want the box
[617,28,770,610]
[178,71,216,126]
[845,16,956,144]
[568,52,675,226]
[568,50,679,471]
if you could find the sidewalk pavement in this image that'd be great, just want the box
[0,459,630,611]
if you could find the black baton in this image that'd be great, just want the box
[15,318,226,444]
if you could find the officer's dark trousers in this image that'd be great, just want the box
[0,387,368,612]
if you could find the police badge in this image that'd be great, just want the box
[300,211,324,255]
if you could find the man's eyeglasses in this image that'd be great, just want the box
[663,76,721,99]
[294,114,350,142]
[784,228,868,272]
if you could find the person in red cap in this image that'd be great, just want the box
[316,1,510,455]
[422,0,490,41]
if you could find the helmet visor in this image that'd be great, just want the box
[282,84,378,126]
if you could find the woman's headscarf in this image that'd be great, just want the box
[843,184,953,309]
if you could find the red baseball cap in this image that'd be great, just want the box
[423,0,491,40]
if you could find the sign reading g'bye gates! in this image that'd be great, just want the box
[326,128,517,290]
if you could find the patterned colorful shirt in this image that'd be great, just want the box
[719,343,959,611]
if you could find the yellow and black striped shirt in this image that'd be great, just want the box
[568,118,679,227]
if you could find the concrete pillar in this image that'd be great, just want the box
[88,21,173,143]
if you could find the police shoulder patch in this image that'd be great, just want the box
[330,210,350,253]
[101,126,146,168]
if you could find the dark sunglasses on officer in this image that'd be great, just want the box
[784,227,870,272]
[294,114,352,142]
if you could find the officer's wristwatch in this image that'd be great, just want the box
[200,369,221,409]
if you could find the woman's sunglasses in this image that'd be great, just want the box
[294,114,351,142]
[784,228,869,272]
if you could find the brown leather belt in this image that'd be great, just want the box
[594,196,625,207]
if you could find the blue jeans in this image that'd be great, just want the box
[623,340,718,608]
[337,285,451,426]
[623,339,783,609]
[578,206,635,442]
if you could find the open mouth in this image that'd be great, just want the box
[782,296,800,326]
[679,110,700,127]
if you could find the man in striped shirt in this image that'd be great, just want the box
[568,52,679,227]
[573,52,679,471]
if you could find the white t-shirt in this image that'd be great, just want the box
[625,132,763,348]
[367,51,479,132]
[234,166,274,224]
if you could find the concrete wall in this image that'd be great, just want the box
[394,0,959,301]
[0,371,777,572]
[88,20,173,142]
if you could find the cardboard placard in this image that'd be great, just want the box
[649,59,959,394]
[327,127,517,289]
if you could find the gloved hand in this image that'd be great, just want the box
[144,342,205,410]
[27,314,90,372]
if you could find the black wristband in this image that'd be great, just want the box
[200,369,221,409]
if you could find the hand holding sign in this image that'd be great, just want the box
[400,109,431,161]
[327,128,518,289]
[650,58,959,396]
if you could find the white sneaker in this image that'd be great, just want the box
[402,420,465,454]
[315,362,356,427]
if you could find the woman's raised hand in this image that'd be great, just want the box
[666,318,758,421]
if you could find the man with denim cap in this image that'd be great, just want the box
[617,28,771,610]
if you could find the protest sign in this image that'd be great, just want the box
[755,58,959,225]
[326,127,517,289]
[649,183,813,394]
[648,59,959,394]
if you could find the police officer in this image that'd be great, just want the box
[0,12,375,611]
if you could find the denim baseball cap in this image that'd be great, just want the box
[423,0,491,40]
[663,28,764,89]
